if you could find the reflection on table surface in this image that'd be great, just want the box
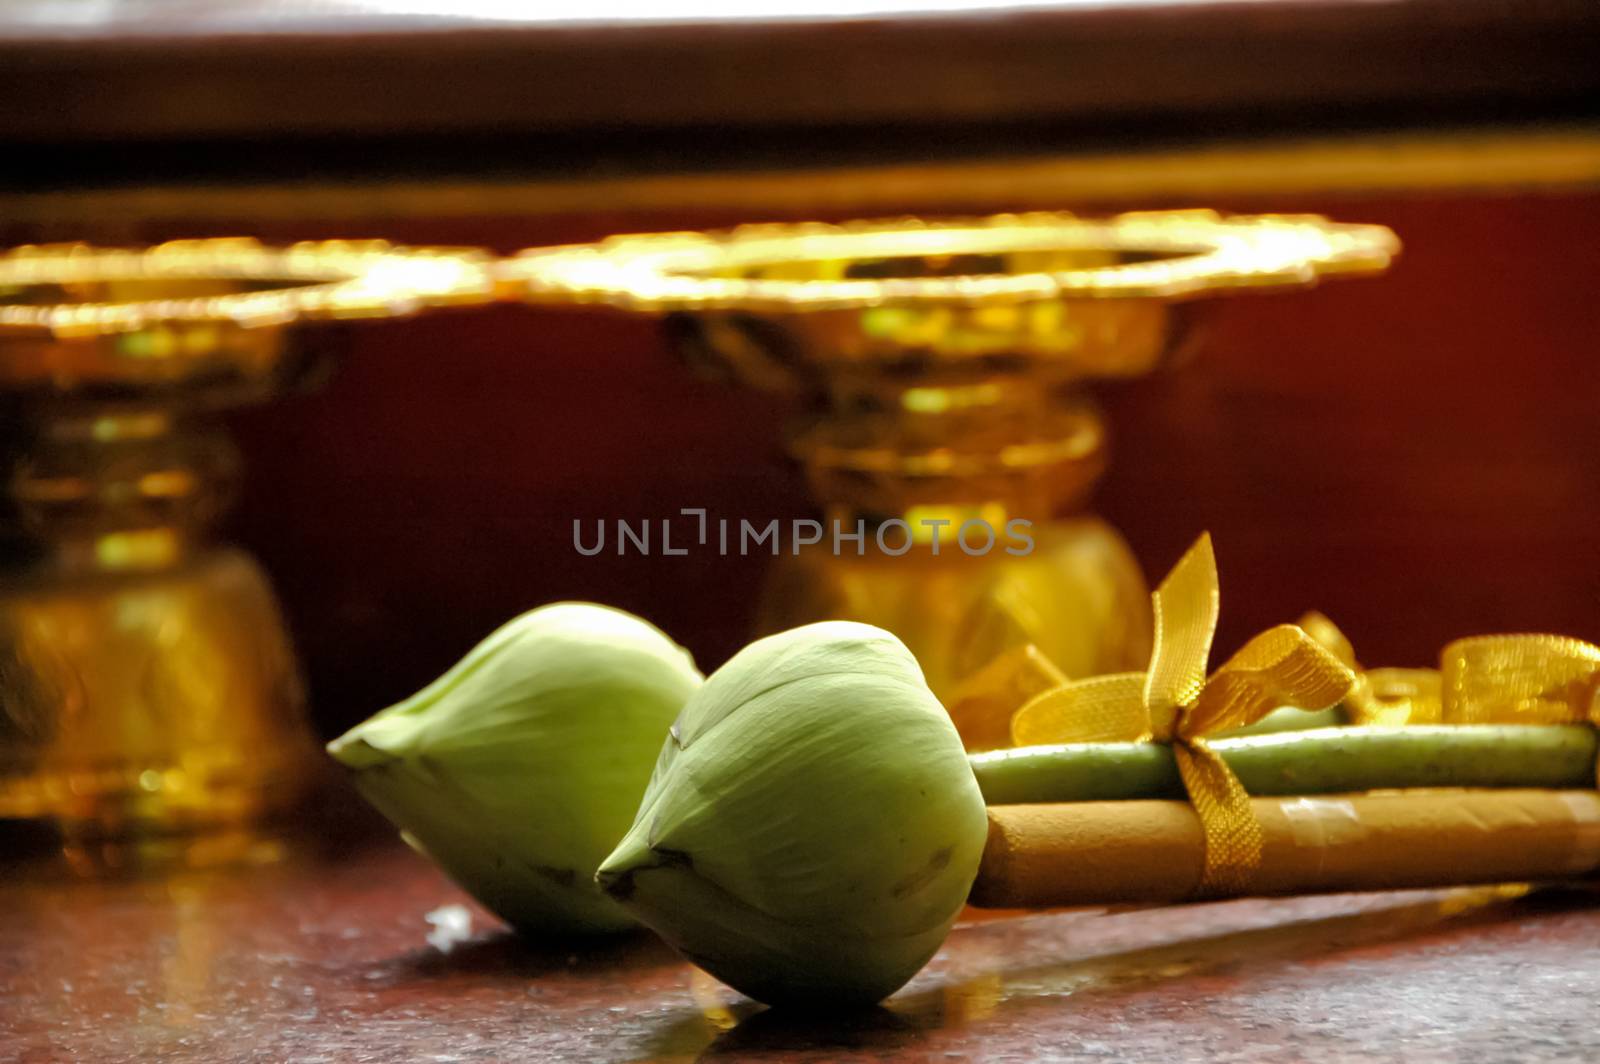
[4,811,1598,1063]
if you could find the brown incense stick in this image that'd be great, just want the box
[971,789,1600,908]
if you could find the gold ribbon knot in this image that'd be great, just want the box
[1010,533,1355,896]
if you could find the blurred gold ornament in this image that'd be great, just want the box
[505,211,1397,740]
[0,239,495,856]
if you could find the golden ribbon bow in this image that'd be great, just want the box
[1303,616,1600,781]
[1008,533,1356,896]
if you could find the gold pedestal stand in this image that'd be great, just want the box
[0,240,493,858]
[508,212,1397,746]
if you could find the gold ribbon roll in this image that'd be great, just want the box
[1441,634,1600,732]
[1304,619,1600,780]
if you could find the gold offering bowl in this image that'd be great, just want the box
[0,239,495,848]
[506,212,1397,742]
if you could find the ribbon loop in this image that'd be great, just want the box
[1360,668,1444,725]
[1184,624,1354,738]
[1145,534,1220,717]
[1299,612,1441,726]
[1443,634,1600,725]
[1010,672,1149,745]
[947,644,1070,751]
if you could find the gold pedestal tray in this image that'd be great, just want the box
[0,239,494,849]
[506,211,1398,745]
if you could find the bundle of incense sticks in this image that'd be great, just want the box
[952,533,1600,909]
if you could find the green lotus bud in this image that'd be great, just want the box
[327,602,701,936]
[596,621,988,1007]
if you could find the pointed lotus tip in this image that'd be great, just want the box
[326,708,425,770]
[595,832,643,889]
[325,728,398,771]
[594,819,658,901]
[593,864,633,902]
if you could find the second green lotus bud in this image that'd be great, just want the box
[597,621,988,1006]
[328,602,702,936]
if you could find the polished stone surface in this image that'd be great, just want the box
[5,827,1600,1063]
